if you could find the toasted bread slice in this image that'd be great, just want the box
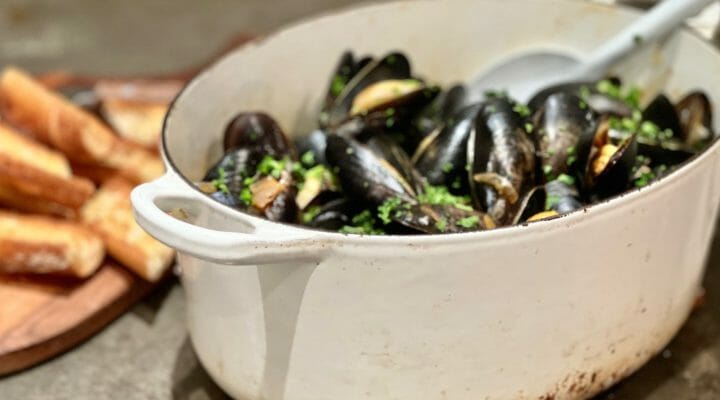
[0,67,116,163]
[101,99,166,149]
[0,210,105,278]
[70,162,122,185]
[0,184,77,219]
[0,123,95,209]
[81,177,174,282]
[0,67,163,184]
[102,138,164,184]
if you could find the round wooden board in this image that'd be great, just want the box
[0,261,158,375]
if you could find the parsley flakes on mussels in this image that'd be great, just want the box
[198,51,715,235]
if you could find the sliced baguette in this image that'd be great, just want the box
[0,123,95,210]
[81,177,174,282]
[101,99,166,149]
[0,67,163,183]
[0,67,116,163]
[0,210,105,278]
[0,183,78,219]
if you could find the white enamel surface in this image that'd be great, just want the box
[131,0,720,399]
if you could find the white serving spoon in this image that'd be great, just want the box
[467,0,715,103]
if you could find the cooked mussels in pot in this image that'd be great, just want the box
[197,52,715,235]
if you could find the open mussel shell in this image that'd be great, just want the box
[319,51,359,126]
[412,103,481,190]
[223,112,296,160]
[203,148,253,194]
[533,92,596,182]
[325,52,412,127]
[513,180,582,224]
[468,97,536,225]
[584,121,638,200]
[676,91,714,148]
[325,134,416,205]
[366,136,425,195]
[642,94,682,141]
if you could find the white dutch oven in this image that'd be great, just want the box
[131,0,720,399]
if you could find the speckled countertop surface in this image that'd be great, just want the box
[0,0,718,399]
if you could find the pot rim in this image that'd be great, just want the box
[160,0,720,246]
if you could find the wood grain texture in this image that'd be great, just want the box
[0,261,158,375]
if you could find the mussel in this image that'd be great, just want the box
[676,91,714,149]
[584,117,638,199]
[202,112,299,222]
[532,92,596,183]
[468,98,536,224]
[412,104,482,190]
[514,179,583,224]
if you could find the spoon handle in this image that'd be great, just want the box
[580,0,715,79]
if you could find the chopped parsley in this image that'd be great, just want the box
[542,164,553,176]
[257,155,287,179]
[240,187,252,206]
[524,122,534,134]
[339,210,384,235]
[556,173,575,186]
[596,79,642,110]
[639,120,673,142]
[301,151,316,167]
[385,108,396,117]
[301,206,322,224]
[435,217,448,232]
[418,184,473,210]
[634,169,656,188]
[456,215,480,229]
[330,75,347,97]
[211,167,230,194]
[513,103,531,117]
[442,162,454,174]
[451,177,463,190]
[484,90,508,98]
[545,194,561,211]
[578,85,592,101]
[378,197,403,225]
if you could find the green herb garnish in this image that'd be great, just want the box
[435,217,448,232]
[257,156,287,179]
[378,197,403,225]
[418,184,472,210]
[339,210,384,235]
[302,206,322,224]
[301,151,316,167]
[330,75,347,97]
[442,162,454,174]
[211,167,230,194]
[525,122,534,134]
[556,173,575,186]
[545,194,561,211]
[513,103,531,117]
[456,215,480,229]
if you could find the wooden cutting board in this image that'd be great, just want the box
[0,261,158,375]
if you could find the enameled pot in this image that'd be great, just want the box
[131,1,720,398]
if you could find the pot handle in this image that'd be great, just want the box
[131,173,328,264]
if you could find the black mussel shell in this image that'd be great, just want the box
[413,104,482,190]
[533,92,596,182]
[412,84,467,138]
[513,180,582,224]
[326,52,412,127]
[585,125,638,200]
[642,94,682,140]
[296,129,328,166]
[468,98,536,224]
[203,148,253,195]
[320,51,358,126]
[325,135,416,204]
[223,112,296,160]
[392,203,493,234]
[637,143,693,167]
[263,182,298,222]
[366,136,425,195]
[527,78,630,117]
[307,198,362,231]
[675,91,714,148]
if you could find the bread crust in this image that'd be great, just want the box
[81,177,174,281]
[0,211,105,278]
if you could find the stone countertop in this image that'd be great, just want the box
[0,0,719,399]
